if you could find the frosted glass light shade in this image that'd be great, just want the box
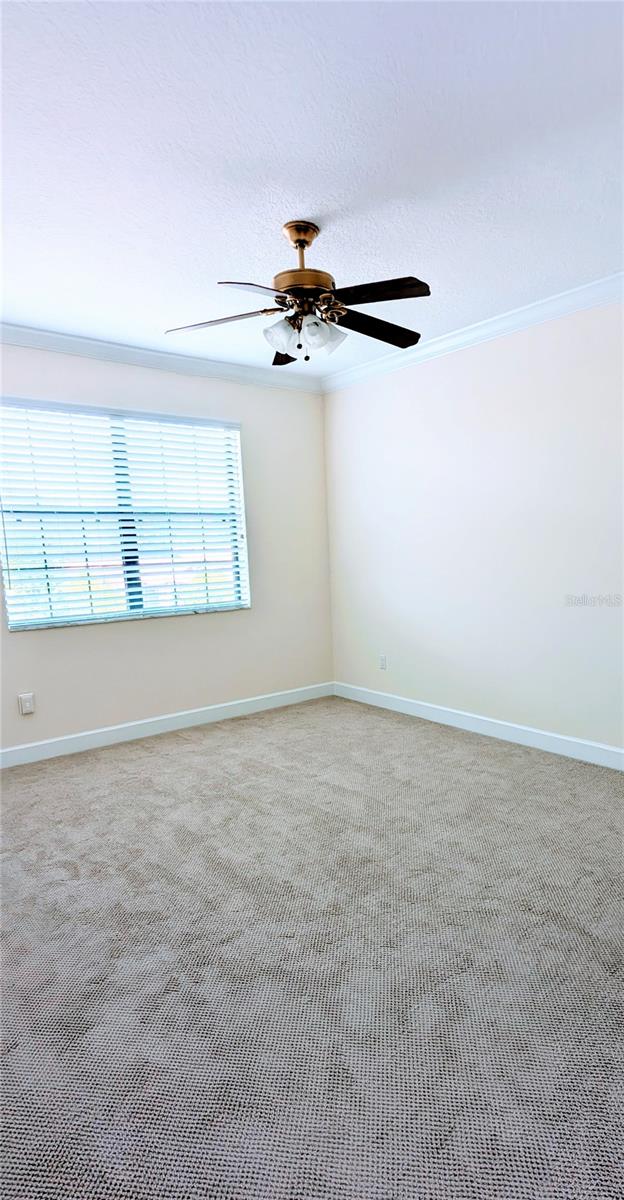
[263,314,348,359]
[264,317,297,355]
[320,321,348,355]
[300,316,330,350]
[300,316,348,355]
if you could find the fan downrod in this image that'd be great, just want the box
[274,219,334,294]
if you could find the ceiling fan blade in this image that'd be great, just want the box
[219,281,288,300]
[332,276,430,306]
[337,309,421,349]
[272,352,297,366]
[165,308,279,334]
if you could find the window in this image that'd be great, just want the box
[0,400,250,630]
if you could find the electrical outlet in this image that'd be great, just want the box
[18,692,35,716]
[379,655,387,671]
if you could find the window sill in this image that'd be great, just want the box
[6,601,251,632]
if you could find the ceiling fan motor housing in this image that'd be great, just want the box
[273,266,336,294]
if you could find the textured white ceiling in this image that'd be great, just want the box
[3,1,622,379]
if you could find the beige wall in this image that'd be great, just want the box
[325,304,623,747]
[1,346,332,746]
[3,304,622,753]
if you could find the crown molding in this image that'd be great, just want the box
[321,272,623,393]
[0,324,323,394]
[3,273,621,397]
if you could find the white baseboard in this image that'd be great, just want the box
[2,680,621,771]
[0,683,334,769]
[334,682,623,771]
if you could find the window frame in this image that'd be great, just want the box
[0,397,252,631]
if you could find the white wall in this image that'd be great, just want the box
[1,346,332,747]
[324,303,623,748]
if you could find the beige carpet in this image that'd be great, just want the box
[2,697,622,1199]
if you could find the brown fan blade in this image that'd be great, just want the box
[332,276,430,306]
[337,309,421,349]
[219,281,288,300]
[272,352,297,366]
[165,308,279,334]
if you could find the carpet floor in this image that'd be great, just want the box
[2,697,622,1199]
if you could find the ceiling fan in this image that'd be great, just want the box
[166,220,430,366]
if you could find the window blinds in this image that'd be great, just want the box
[0,401,250,630]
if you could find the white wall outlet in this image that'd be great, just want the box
[18,692,35,716]
[379,655,387,670]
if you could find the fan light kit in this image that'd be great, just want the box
[166,220,431,367]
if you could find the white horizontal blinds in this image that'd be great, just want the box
[117,416,249,614]
[0,405,128,628]
[0,402,250,629]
